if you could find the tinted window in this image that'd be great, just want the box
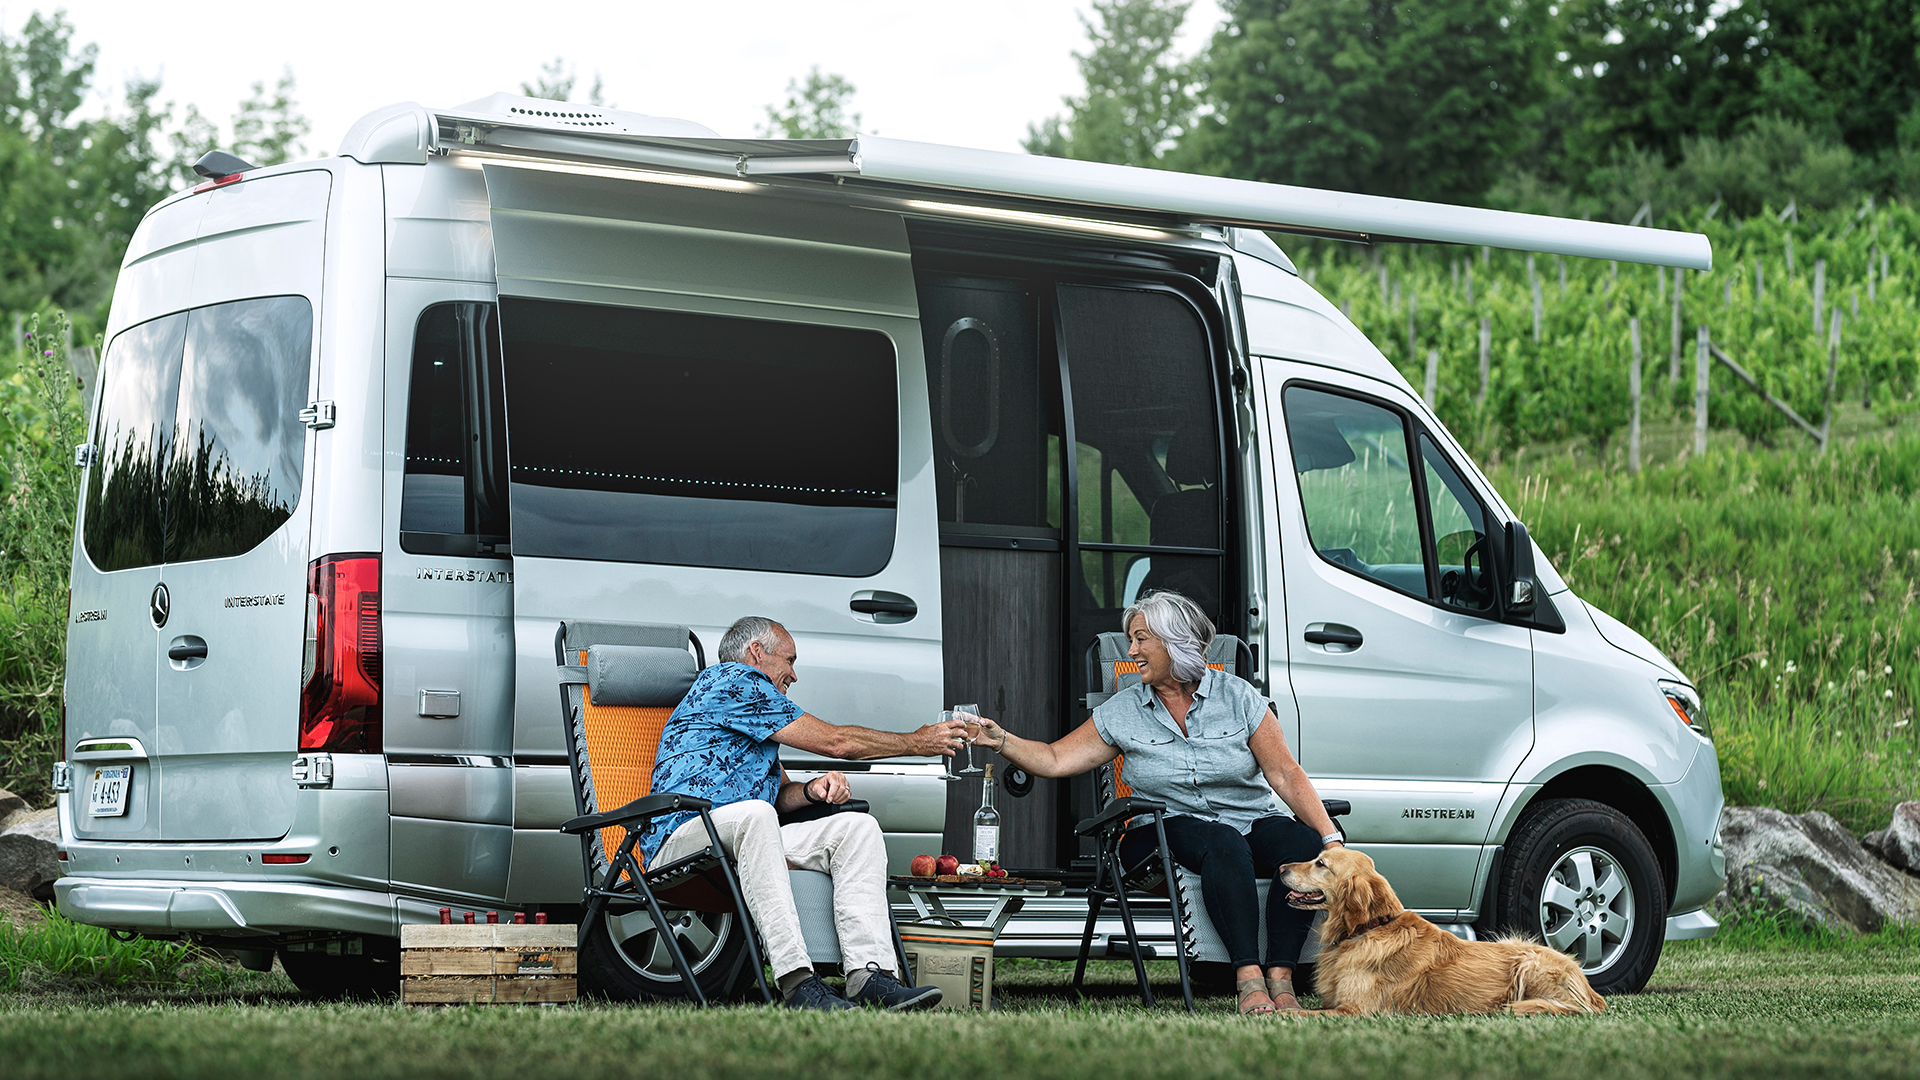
[84,314,185,571]
[499,299,898,575]
[164,296,313,562]
[83,296,311,570]
[401,303,509,554]
[1285,386,1426,596]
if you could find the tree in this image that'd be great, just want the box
[1191,0,1552,203]
[756,67,861,139]
[521,57,606,106]
[1752,0,1920,159]
[1023,0,1198,168]
[231,68,310,166]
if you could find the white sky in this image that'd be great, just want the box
[23,0,1226,155]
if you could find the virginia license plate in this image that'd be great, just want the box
[88,764,132,817]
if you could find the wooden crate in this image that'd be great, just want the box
[400,923,578,1006]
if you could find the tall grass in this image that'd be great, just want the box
[0,909,216,992]
[0,312,84,805]
[1487,429,1920,833]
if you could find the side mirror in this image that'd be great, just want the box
[1501,520,1539,619]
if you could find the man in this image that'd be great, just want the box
[639,615,967,1011]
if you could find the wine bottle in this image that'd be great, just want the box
[973,763,1001,863]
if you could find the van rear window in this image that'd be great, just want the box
[84,296,312,571]
[498,299,899,576]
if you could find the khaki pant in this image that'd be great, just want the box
[655,800,894,978]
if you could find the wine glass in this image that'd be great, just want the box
[954,703,983,775]
[937,710,963,782]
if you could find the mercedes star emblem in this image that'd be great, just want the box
[150,582,170,629]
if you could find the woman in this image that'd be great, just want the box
[972,590,1344,1014]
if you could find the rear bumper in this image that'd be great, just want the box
[1665,907,1719,941]
[56,875,404,940]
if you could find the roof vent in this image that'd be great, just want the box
[192,150,258,181]
[445,93,718,138]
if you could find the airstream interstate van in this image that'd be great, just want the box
[54,94,1725,1000]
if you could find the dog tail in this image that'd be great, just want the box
[1510,952,1607,1014]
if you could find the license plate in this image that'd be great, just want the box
[88,764,132,817]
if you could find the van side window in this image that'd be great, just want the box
[1284,386,1428,597]
[401,303,510,556]
[1421,434,1495,611]
[84,313,186,571]
[498,298,899,576]
[83,296,312,571]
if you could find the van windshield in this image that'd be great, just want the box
[498,298,899,576]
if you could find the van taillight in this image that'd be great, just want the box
[299,554,381,752]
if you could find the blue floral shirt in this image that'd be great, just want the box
[637,662,803,864]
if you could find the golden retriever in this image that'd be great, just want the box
[1275,847,1606,1016]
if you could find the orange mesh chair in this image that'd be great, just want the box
[555,620,773,1006]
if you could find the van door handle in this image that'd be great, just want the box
[849,591,917,622]
[1304,624,1363,648]
[167,642,208,661]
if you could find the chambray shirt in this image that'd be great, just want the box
[1091,667,1285,834]
[637,662,803,864]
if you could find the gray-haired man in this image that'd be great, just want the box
[639,616,965,1010]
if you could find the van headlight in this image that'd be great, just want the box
[1660,680,1709,740]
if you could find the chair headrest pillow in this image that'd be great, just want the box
[586,644,698,708]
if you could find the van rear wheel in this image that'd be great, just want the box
[1494,798,1666,996]
[578,905,755,1002]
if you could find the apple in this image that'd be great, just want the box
[910,854,937,878]
[935,854,960,876]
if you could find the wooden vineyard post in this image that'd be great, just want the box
[1477,317,1491,403]
[1820,309,1843,453]
[1532,277,1543,342]
[1694,324,1709,456]
[1813,259,1826,337]
[1407,290,1417,363]
[1424,348,1439,407]
[1629,318,1643,473]
[1670,268,1684,383]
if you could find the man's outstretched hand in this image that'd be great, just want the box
[907,717,971,758]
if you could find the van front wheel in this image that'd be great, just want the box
[1494,798,1666,996]
[578,905,754,1002]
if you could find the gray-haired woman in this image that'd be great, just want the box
[971,590,1343,1014]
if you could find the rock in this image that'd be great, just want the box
[1719,806,1920,934]
[1860,802,1920,875]
[0,788,27,824]
[0,808,60,901]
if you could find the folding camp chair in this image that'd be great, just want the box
[555,620,775,1005]
[1070,631,1349,1010]
[556,619,915,1003]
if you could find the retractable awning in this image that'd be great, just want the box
[426,103,1711,271]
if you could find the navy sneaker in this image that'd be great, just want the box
[846,963,943,1011]
[783,974,855,1011]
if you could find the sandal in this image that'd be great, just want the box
[1266,976,1302,1012]
[1236,977,1276,1015]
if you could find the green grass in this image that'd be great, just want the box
[0,917,1916,1079]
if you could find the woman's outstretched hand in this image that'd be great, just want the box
[970,714,1008,751]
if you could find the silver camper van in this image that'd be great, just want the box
[54,95,1725,999]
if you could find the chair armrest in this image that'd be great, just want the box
[1074,796,1166,837]
[561,791,713,834]
[777,798,871,826]
[1322,799,1352,818]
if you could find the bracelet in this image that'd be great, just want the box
[1321,833,1343,846]
[805,778,827,805]
[995,730,1008,752]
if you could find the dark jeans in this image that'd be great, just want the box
[1119,813,1324,970]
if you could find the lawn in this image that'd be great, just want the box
[2,920,1918,1080]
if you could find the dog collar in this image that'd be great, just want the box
[1339,914,1398,943]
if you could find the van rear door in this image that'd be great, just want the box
[70,171,327,842]
[483,165,944,864]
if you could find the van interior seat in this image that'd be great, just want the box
[1140,425,1219,603]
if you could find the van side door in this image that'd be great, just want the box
[1262,361,1532,917]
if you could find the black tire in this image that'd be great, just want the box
[1494,797,1667,995]
[278,939,400,1000]
[577,903,756,1002]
